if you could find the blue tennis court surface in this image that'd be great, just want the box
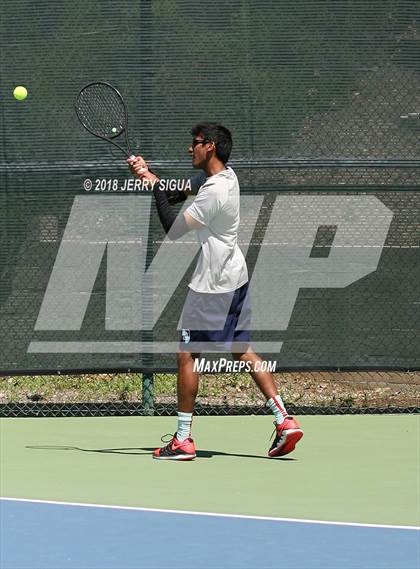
[1,498,419,569]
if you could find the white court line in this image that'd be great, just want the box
[1,497,418,531]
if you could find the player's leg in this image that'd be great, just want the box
[230,285,286,413]
[155,286,229,460]
[230,284,284,414]
[153,350,199,461]
[153,286,205,460]
[233,347,303,457]
[232,347,290,423]
[230,280,303,458]
[227,349,303,459]
[232,347,278,400]
[177,350,200,413]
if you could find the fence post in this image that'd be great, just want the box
[142,372,155,415]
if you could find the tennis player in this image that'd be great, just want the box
[128,123,303,460]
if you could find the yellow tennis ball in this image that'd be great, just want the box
[13,86,28,101]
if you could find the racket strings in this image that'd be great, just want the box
[77,84,126,139]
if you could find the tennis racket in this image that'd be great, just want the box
[75,81,134,157]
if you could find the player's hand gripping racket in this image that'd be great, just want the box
[75,81,133,157]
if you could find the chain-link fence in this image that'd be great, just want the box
[1,189,418,371]
[1,1,419,417]
[1,370,419,417]
[1,1,420,165]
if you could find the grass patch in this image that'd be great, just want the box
[0,371,418,409]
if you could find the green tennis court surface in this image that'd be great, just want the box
[1,415,419,527]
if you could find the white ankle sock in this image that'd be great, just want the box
[266,395,288,425]
[176,412,193,442]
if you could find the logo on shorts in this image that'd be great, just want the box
[181,329,191,343]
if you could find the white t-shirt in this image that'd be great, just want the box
[186,167,248,293]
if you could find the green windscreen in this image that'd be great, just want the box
[0,1,419,373]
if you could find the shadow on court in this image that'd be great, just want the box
[25,445,296,460]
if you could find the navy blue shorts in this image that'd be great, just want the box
[179,282,251,353]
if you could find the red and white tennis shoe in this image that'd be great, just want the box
[268,417,303,457]
[153,434,196,460]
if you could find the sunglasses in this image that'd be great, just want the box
[191,138,211,147]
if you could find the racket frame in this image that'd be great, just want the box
[75,81,132,157]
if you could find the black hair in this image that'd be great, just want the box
[191,123,232,164]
